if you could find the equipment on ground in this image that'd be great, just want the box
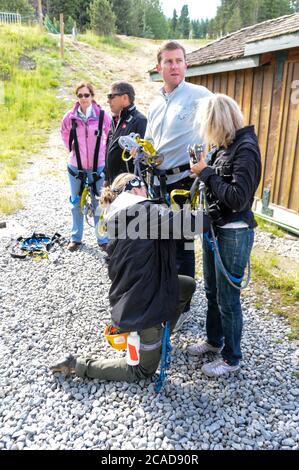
[104,324,129,351]
[10,232,66,260]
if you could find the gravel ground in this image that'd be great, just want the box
[0,135,298,451]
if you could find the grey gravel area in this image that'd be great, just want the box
[0,134,298,450]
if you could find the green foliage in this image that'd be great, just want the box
[209,0,294,37]
[191,19,210,39]
[171,8,178,37]
[89,0,116,36]
[178,5,190,39]
[111,0,134,36]
[77,30,135,53]
[251,250,299,339]
[0,25,63,192]
[0,0,34,15]
[255,215,286,238]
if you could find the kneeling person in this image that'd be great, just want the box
[50,173,209,382]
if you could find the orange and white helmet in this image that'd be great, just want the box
[104,324,129,350]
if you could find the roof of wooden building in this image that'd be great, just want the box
[187,12,299,67]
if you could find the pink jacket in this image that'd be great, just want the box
[61,101,111,169]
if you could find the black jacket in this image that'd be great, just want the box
[199,125,261,228]
[106,197,210,332]
[105,105,147,184]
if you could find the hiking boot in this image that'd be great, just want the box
[67,241,82,252]
[49,353,77,375]
[187,340,222,356]
[173,310,193,332]
[201,358,240,377]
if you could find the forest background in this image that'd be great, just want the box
[1,0,299,40]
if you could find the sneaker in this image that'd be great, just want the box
[49,353,77,375]
[67,241,82,252]
[201,358,240,377]
[187,341,222,356]
[173,310,193,332]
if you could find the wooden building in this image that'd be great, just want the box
[150,13,299,233]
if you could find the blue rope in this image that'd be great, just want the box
[203,232,244,284]
[154,321,172,393]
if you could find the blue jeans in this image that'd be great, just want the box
[202,226,254,365]
[68,164,105,244]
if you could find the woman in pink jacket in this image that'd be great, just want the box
[61,82,111,251]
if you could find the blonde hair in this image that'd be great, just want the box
[197,94,244,148]
[75,81,95,97]
[100,173,138,206]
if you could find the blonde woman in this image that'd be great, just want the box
[187,94,261,377]
[50,173,210,382]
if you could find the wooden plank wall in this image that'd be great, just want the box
[188,48,299,213]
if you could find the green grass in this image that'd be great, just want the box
[251,251,299,339]
[77,31,136,54]
[0,24,64,202]
[0,189,24,214]
[255,214,285,238]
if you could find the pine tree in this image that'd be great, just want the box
[73,0,93,31]
[226,6,242,33]
[171,8,178,36]
[257,0,291,22]
[145,0,168,39]
[178,4,190,39]
[89,0,116,35]
[111,0,134,35]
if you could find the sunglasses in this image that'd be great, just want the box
[123,177,145,192]
[107,93,124,100]
[77,93,91,98]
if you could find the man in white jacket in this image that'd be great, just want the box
[145,41,212,322]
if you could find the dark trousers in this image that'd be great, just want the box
[76,275,196,382]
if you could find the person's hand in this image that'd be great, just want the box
[190,159,207,175]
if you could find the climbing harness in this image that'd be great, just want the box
[10,232,66,260]
[118,133,169,203]
[68,109,105,226]
[154,321,172,393]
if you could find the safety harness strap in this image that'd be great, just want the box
[204,231,244,285]
[69,111,105,197]
[92,109,105,196]
[154,321,172,393]
[69,119,85,196]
